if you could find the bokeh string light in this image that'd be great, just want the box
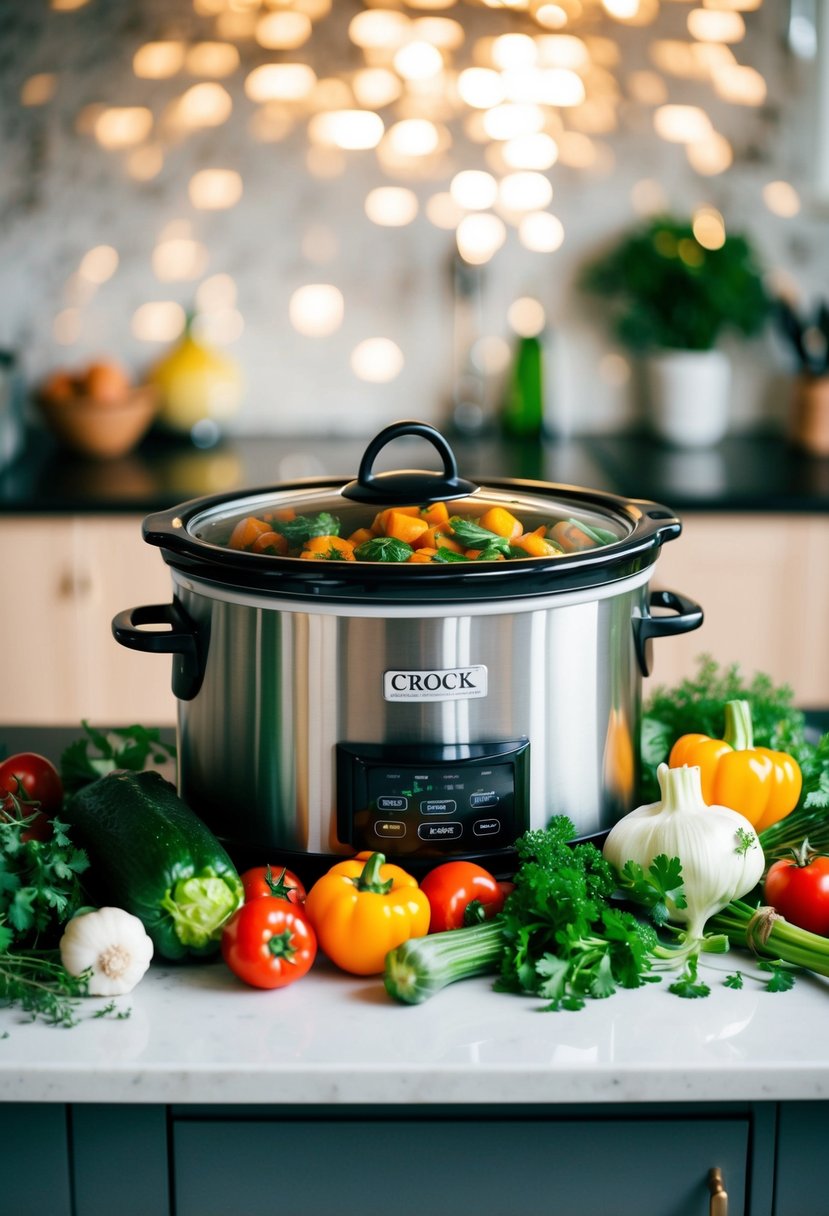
[35,0,775,374]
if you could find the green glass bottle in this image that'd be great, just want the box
[500,333,543,438]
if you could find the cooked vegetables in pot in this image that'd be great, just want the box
[225,501,619,563]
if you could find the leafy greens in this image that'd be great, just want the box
[494,817,659,1011]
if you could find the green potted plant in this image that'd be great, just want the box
[580,216,771,446]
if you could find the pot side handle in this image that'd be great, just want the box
[633,588,704,678]
[111,601,206,701]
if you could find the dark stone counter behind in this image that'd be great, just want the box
[1,426,828,516]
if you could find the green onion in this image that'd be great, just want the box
[708,899,829,977]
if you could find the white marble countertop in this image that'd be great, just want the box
[1,950,828,1107]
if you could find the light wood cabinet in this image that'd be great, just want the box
[0,512,826,726]
[0,516,176,726]
[650,513,829,707]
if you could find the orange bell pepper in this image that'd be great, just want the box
[668,699,802,832]
[304,851,430,975]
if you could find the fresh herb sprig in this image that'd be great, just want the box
[60,721,176,796]
[0,922,90,1028]
[447,517,511,555]
[271,511,341,546]
[353,536,414,563]
[616,854,686,927]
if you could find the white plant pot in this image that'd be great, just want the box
[644,349,731,448]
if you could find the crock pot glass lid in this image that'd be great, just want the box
[187,483,629,562]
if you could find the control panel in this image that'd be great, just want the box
[336,739,530,859]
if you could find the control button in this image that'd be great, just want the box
[377,796,408,811]
[418,821,463,841]
[473,818,501,837]
[375,820,406,838]
[420,799,457,815]
[470,791,499,809]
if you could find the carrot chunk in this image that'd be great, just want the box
[252,530,289,555]
[303,535,356,560]
[478,506,523,539]
[420,501,450,527]
[228,516,272,551]
[384,511,430,545]
[549,521,599,553]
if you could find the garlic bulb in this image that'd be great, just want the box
[60,907,154,996]
[603,763,765,940]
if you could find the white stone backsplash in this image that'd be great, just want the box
[0,0,827,438]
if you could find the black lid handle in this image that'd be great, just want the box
[341,420,479,505]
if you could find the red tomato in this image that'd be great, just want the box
[0,752,63,841]
[221,896,317,989]
[240,865,306,904]
[420,860,506,933]
[0,753,63,815]
[764,852,829,936]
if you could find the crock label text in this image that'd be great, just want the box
[383,666,488,702]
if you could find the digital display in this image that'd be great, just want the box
[336,740,529,860]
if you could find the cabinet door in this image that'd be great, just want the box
[72,1104,170,1216]
[173,1116,748,1216]
[0,516,175,725]
[0,1103,72,1216]
[0,517,81,723]
[73,516,176,725]
[774,1102,829,1216]
[650,513,829,707]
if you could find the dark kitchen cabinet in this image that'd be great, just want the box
[171,1113,751,1216]
[773,1103,829,1216]
[14,1096,829,1214]
[0,1104,72,1216]
[1,1101,792,1216]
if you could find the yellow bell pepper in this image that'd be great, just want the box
[668,699,802,833]
[304,851,430,976]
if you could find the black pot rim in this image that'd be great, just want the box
[142,475,682,605]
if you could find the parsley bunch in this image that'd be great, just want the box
[494,818,659,1011]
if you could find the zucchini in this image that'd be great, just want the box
[384,919,504,1005]
[63,769,243,961]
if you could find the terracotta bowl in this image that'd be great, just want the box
[37,385,158,460]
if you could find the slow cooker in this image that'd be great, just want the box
[113,420,703,876]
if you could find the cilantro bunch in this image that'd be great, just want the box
[0,792,92,1029]
[0,805,89,948]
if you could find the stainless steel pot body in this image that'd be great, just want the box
[170,564,654,862]
[112,422,705,872]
